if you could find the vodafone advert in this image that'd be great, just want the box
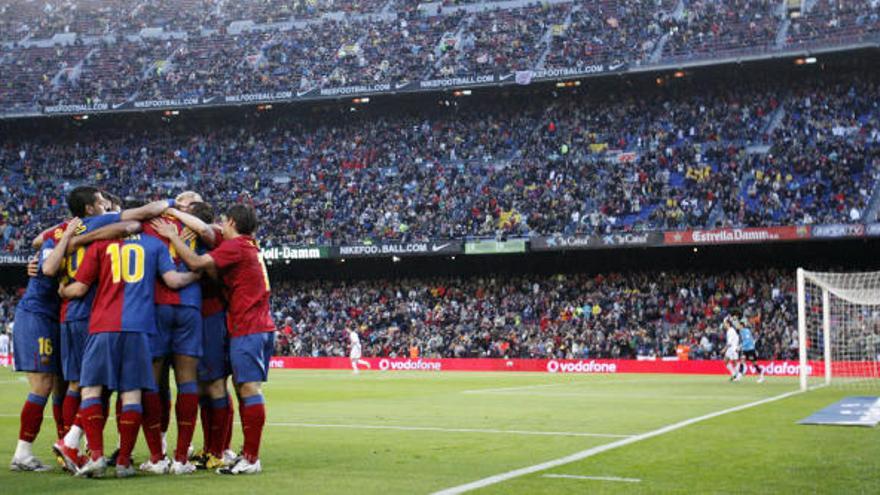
[267,357,836,377]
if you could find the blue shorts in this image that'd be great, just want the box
[151,305,203,359]
[230,332,275,385]
[61,320,89,382]
[198,311,230,382]
[80,332,156,392]
[12,309,60,374]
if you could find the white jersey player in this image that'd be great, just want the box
[349,329,370,374]
[722,317,741,381]
[0,332,9,367]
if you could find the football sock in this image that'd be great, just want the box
[79,397,104,461]
[18,393,47,444]
[116,404,143,468]
[142,391,165,463]
[174,381,199,462]
[160,387,171,434]
[52,394,64,440]
[199,395,212,451]
[207,396,228,457]
[223,393,234,452]
[62,390,81,435]
[240,395,265,463]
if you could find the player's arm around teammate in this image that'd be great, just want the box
[165,207,217,247]
[153,205,273,475]
[60,269,198,299]
[40,219,82,278]
[57,236,199,478]
[28,196,159,250]
[166,203,235,468]
[42,220,142,278]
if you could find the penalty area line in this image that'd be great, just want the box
[431,387,808,495]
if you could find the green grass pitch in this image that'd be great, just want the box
[0,367,877,494]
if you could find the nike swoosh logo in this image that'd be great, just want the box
[499,74,514,81]
[112,102,125,109]
[432,243,451,252]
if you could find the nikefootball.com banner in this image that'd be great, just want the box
[265,357,856,376]
[0,254,29,265]
[334,241,462,257]
[38,64,628,116]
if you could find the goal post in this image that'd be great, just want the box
[797,268,880,391]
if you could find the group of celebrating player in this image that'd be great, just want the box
[9,186,274,478]
[722,313,766,383]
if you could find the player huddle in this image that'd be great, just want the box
[9,187,274,478]
[722,313,766,383]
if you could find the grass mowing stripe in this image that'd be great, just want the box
[463,391,768,401]
[542,474,642,483]
[431,387,809,495]
[264,422,633,438]
[0,414,630,439]
[461,384,565,394]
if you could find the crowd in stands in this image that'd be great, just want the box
[268,269,805,360]
[1,0,878,112]
[0,0,394,41]
[1,70,878,254]
[663,0,780,60]
[0,286,16,336]
[544,0,673,69]
[433,4,568,77]
[0,268,823,361]
[787,0,880,48]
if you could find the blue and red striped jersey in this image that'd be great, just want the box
[74,234,176,334]
[142,218,202,309]
[199,225,226,317]
[16,226,64,318]
[209,235,274,337]
[60,212,122,323]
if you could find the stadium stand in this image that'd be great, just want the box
[0,268,803,360]
[266,269,800,360]
[1,69,877,253]
[0,0,877,113]
[786,0,880,49]
[663,0,781,61]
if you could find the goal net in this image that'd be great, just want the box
[797,268,880,391]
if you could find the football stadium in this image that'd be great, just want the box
[0,0,879,493]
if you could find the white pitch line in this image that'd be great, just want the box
[266,422,632,438]
[461,383,566,394]
[466,391,768,401]
[543,474,641,483]
[431,387,808,495]
[0,413,631,439]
